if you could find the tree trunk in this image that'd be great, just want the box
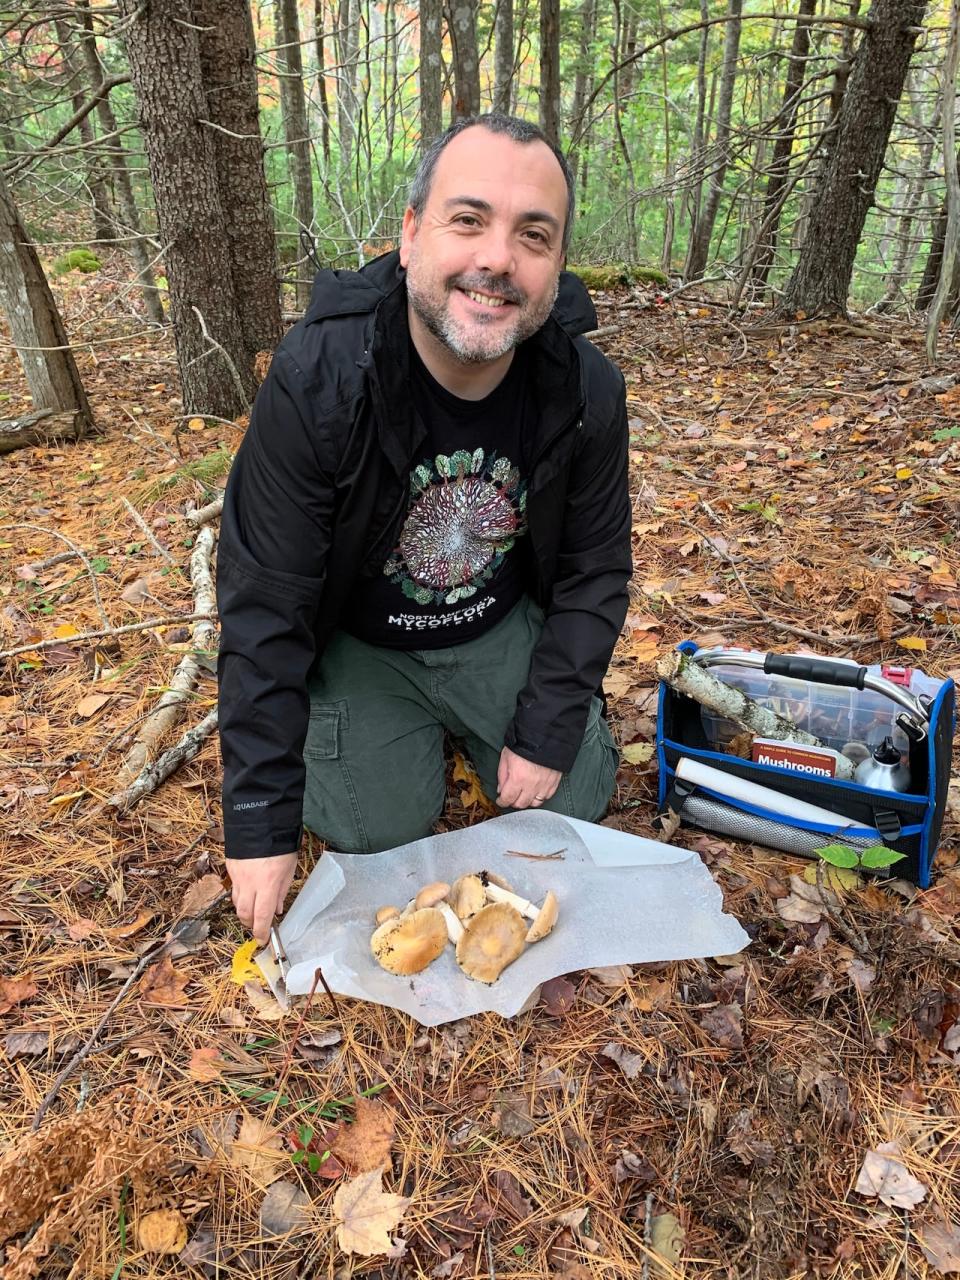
[120,0,254,416]
[567,0,596,182]
[195,0,281,362]
[874,86,938,311]
[76,0,164,325]
[685,0,743,281]
[539,0,560,145]
[419,0,444,145]
[383,0,397,157]
[448,0,480,120]
[777,0,928,319]
[313,0,332,165]
[494,0,514,115]
[749,0,816,292]
[684,0,711,247]
[335,0,360,179]
[54,17,115,242]
[919,185,951,309]
[276,0,315,310]
[0,169,94,437]
[925,0,959,362]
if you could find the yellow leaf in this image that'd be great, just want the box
[136,1208,187,1255]
[53,623,79,638]
[187,417,206,431]
[622,742,655,765]
[231,939,264,986]
[897,637,928,652]
[334,1169,411,1256]
[231,1114,284,1181]
[802,863,860,891]
[47,789,86,806]
[896,467,913,480]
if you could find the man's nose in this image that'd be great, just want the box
[473,228,516,277]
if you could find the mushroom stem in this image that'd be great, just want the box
[483,882,538,921]
[436,901,464,943]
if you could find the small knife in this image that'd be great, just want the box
[269,926,290,984]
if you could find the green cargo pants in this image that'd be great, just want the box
[302,595,619,853]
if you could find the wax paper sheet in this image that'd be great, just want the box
[255,811,749,1026]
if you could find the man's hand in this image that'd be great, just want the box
[225,853,297,944]
[497,745,562,810]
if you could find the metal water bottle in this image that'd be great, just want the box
[854,736,912,793]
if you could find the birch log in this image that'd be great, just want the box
[116,525,218,784]
[108,707,219,813]
[655,651,854,779]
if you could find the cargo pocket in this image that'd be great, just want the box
[302,700,369,853]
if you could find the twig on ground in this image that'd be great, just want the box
[20,550,78,574]
[120,497,176,563]
[107,706,219,813]
[116,526,217,784]
[5,523,110,629]
[189,306,251,413]
[186,496,223,527]
[814,858,872,958]
[0,611,217,661]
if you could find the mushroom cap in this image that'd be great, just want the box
[481,870,515,893]
[448,874,486,922]
[375,905,400,925]
[455,902,527,984]
[371,907,448,975]
[525,890,559,942]
[414,881,450,910]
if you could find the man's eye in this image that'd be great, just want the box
[455,215,479,226]
[524,229,549,244]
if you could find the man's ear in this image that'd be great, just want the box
[399,207,417,268]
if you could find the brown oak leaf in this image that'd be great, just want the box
[331,1097,396,1173]
[138,954,191,1006]
[0,975,38,1015]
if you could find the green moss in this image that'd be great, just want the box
[568,262,669,290]
[138,447,234,503]
[51,248,102,276]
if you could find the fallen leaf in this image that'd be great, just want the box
[842,957,876,994]
[243,981,284,1021]
[431,1251,466,1277]
[588,964,633,989]
[491,1168,534,1219]
[650,1212,685,1272]
[333,1168,411,1256]
[802,862,860,891]
[601,1040,644,1079]
[622,742,655,765]
[918,1217,960,1274]
[53,623,79,638]
[725,1109,775,1166]
[0,975,38,1014]
[138,954,191,1007]
[231,939,263,985]
[5,1030,48,1057]
[331,1097,396,1173]
[699,1003,743,1049]
[136,1208,187,1255]
[855,1142,927,1208]
[66,918,98,941]
[180,873,225,918]
[260,1179,312,1237]
[188,1045,226,1081]
[74,692,112,719]
[489,1092,535,1138]
[897,636,928,652]
[540,975,575,1016]
[613,1150,657,1184]
[106,909,154,939]
[180,1228,219,1271]
[231,1114,285,1183]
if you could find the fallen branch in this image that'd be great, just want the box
[654,649,853,778]
[120,497,176,563]
[0,612,216,661]
[107,706,219,813]
[0,409,92,454]
[6,523,110,629]
[186,495,223,527]
[116,526,218,784]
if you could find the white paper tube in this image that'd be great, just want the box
[675,757,876,832]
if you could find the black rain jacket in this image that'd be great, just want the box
[217,251,632,860]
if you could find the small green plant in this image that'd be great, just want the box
[52,248,102,275]
[815,842,906,872]
[932,425,960,442]
[289,1122,335,1173]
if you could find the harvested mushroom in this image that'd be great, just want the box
[371,907,448,976]
[480,870,515,893]
[375,905,400,925]
[525,890,558,942]
[456,902,527,984]
[448,874,486,922]
[436,901,464,943]
[415,881,450,910]
[482,880,538,921]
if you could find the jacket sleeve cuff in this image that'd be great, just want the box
[503,723,580,774]
[223,823,303,860]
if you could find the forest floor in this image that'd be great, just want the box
[0,253,959,1280]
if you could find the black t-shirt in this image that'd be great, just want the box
[342,344,533,648]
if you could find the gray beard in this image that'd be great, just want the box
[408,278,560,365]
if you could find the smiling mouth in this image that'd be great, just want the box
[460,288,513,309]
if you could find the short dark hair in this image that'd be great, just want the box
[408,113,576,253]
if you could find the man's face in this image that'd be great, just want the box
[399,128,567,365]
